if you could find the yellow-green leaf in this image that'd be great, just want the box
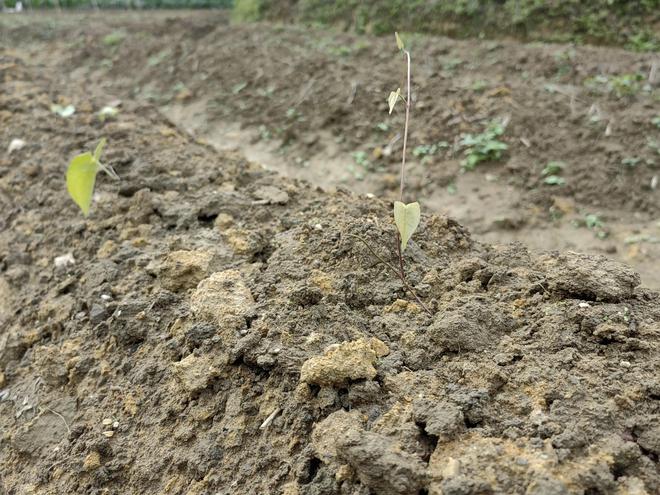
[394,201,421,252]
[395,32,404,51]
[388,88,401,114]
[93,137,107,162]
[66,152,98,217]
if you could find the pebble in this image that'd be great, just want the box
[7,138,26,154]
[102,431,114,438]
[54,253,76,268]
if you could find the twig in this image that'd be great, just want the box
[41,406,71,436]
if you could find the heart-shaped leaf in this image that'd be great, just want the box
[66,152,98,217]
[388,88,401,114]
[394,201,421,252]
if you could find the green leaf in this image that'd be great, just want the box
[395,32,404,51]
[94,138,107,162]
[66,152,98,217]
[544,175,565,186]
[388,88,401,114]
[542,161,565,176]
[394,201,421,252]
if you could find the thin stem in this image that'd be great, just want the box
[348,234,432,316]
[399,49,411,203]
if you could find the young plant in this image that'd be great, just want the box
[66,138,119,216]
[460,121,507,170]
[348,33,431,314]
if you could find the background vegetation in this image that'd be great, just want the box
[232,0,660,51]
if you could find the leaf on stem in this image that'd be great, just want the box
[66,152,98,217]
[394,201,421,252]
[388,88,401,114]
[66,139,114,216]
[395,32,404,51]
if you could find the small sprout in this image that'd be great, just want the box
[388,88,401,114]
[102,31,125,47]
[584,214,604,230]
[98,106,119,122]
[460,121,508,170]
[542,161,565,176]
[50,104,75,118]
[621,157,641,168]
[66,138,118,217]
[232,81,248,94]
[544,175,565,186]
[394,201,420,253]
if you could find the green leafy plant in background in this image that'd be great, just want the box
[351,32,431,315]
[66,139,119,216]
[460,121,507,170]
[542,160,566,185]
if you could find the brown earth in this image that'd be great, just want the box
[1,11,660,495]
[2,11,660,288]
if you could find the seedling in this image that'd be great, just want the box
[98,106,119,122]
[542,161,566,185]
[351,33,431,315]
[66,139,119,216]
[653,116,660,129]
[460,121,507,170]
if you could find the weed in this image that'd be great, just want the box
[576,213,608,239]
[621,157,642,169]
[544,176,565,186]
[147,49,171,67]
[460,121,508,170]
[585,73,644,98]
[542,161,565,176]
[97,105,119,122]
[375,122,389,132]
[102,30,126,47]
[232,82,248,94]
[413,142,449,164]
[471,80,487,92]
[653,116,660,129]
[626,31,659,53]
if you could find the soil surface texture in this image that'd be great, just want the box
[1,11,660,495]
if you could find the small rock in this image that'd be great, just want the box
[190,270,254,332]
[413,399,465,440]
[54,253,75,269]
[102,431,114,438]
[253,185,289,205]
[89,304,108,325]
[300,338,389,387]
[83,451,101,471]
[159,250,214,291]
[538,252,639,302]
[7,138,25,154]
[172,353,220,394]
